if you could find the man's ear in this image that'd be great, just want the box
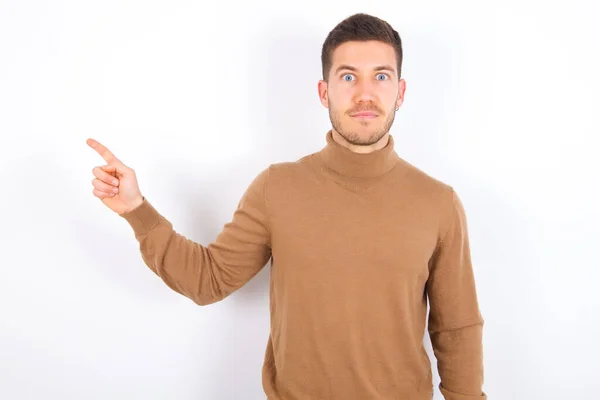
[318,79,329,108]
[396,78,406,110]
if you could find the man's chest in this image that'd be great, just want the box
[269,188,439,284]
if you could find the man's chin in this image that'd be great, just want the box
[338,129,386,146]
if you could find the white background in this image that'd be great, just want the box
[1,0,598,399]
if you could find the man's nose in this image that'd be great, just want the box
[354,79,377,102]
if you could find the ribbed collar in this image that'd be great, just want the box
[317,129,400,179]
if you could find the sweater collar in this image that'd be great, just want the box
[317,129,400,178]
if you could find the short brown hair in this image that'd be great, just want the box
[321,13,403,81]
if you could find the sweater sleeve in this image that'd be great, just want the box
[118,167,272,306]
[426,188,487,400]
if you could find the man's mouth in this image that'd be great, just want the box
[350,111,378,118]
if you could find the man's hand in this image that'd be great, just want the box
[87,138,144,215]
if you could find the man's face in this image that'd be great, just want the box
[318,40,406,147]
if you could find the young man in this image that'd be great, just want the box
[87,13,487,400]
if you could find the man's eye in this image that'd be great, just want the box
[376,73,388,80]
[342,74,354,82]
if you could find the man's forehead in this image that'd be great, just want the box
[330,42,397,72]
[332,40,396,57]
[332,63,396,74]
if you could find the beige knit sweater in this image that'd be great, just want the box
[120,130,487,400]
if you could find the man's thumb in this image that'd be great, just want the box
[101,163,129,175]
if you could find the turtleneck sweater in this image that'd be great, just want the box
[120,129,487,400]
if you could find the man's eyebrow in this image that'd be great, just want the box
[334,64,396,75]
[334,64,357,74]
[374,65,396,73]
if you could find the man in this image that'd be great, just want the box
[87,13,487,400]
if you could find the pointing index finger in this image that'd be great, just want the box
[86,138,120,164]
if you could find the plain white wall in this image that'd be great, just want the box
[1,0,598,399]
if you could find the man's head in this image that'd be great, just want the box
[318,13,406,150]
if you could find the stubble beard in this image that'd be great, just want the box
[329,103,396,146]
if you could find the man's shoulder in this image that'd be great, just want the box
[396,158,465,229]
[259,152,457,201]
[264,152,320,178]
[397,156,453,195]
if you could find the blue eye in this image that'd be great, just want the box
[342,74,354,82]
[376,73,388,80]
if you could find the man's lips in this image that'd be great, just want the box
[350,111,378,117]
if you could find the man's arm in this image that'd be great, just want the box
[119,167,272,306]
[426,188,487,400]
